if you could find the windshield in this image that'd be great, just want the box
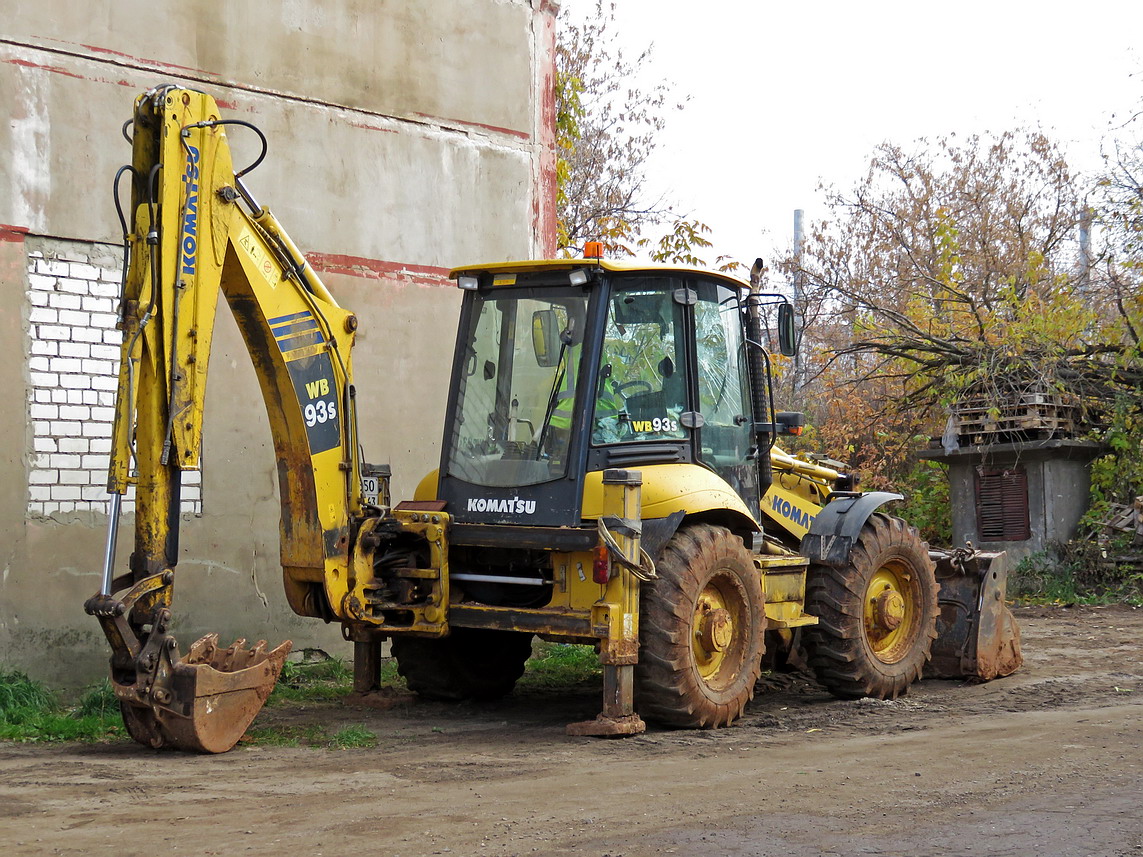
[446,288,589,487]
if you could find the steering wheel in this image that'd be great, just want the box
[617,380,653,396]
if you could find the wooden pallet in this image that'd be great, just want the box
[952,392,1081,442]
[1104,497,1143,546]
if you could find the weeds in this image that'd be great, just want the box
[75,680,118,718]
[0,669,55,713]
[1010,547,1143,606]
[517,642,600,690]
[241,723,328,748]
[269,654,354,704]
[0,671,123,743]
[240,723,375,749]
[328,724,376,749]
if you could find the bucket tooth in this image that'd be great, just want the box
[186,632,218,662]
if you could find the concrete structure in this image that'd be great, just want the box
[921,440,1103,566]
[1,0,559,687]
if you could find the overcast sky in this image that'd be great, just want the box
[558,0,1143,272]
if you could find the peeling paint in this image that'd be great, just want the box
[57,566,100,578]
[307,253,451,286]
[11,73,50,234]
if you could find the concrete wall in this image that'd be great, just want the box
[0,0,559,688]
[932,441,1102,566]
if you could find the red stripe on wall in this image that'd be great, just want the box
[0,225,29,243]
[411,112,530,141]
[76,43,222,78]
[5,58,85,80]
[306,253,452,287]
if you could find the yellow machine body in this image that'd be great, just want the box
[86,88,1019,751]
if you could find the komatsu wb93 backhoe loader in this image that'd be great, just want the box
[84,87,1021,752]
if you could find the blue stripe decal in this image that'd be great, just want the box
[273,319,322,340]
[268,310,312,327]
[279,330,326,353]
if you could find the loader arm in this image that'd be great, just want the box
[760,445,1022,683]
[84,86,366,752]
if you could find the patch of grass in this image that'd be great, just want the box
[240,723,328,748]
[269,655,354,704]
[0,671,123,743]
[1010,548,1143,606]
[328,724,376,749]
[379,657,406,690]
[0,669,55,713]
[240,722,375,750]
[240,726,302,748]
[75,679,118,718]
[518,641,601,689]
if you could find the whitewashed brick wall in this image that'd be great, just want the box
[26,246,201,516]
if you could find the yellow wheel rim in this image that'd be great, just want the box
[863,561,920,663]
[693,577,741,687]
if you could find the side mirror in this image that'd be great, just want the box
[532,309,560,367]
[777,302,798,357]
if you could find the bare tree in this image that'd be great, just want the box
[555,0,681,254]
[791,132,1143,415]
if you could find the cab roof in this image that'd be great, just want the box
[449,257,751,293]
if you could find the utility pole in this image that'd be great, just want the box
[792,209,805,397]
[1078,206,1093,294]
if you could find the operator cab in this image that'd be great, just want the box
[437,260,773,528]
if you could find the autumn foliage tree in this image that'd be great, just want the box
[554,0,675,254]
[783,130,1143,534]
[1088,103,1143,515]
[554,2,739,270]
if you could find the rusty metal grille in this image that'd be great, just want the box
[975,467,1031,542]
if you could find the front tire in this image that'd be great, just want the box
[636,524,765,728]
[391,627,534,701]
[805,513,939,699]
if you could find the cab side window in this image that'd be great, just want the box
[593,279,686,444]
[694,281,758,500]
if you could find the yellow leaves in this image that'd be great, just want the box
[639,218,715,267]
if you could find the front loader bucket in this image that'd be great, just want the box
[115,632,291,754]
[926,549,1022,680]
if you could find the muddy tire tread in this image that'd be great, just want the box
[636,524,765,729]
[805,513,939,700]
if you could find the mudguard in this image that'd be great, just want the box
[800,491,903,567]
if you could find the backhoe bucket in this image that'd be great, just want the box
[88,573,292,753]
[926,549,1022,680]
[114,629,291,754]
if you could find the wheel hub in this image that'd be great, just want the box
[864,564,919,663]
[697,606,733,653]
[871,588,906,632]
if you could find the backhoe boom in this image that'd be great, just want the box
[85,86,366,752]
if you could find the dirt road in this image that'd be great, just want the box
[3,605,1141,857]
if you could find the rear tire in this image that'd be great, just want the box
[805,513,938,699]
[391,627,534,701]
[636,524,765,728]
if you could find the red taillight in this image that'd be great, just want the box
[592,544,611,584]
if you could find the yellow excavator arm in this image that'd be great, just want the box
[84,86,367,752]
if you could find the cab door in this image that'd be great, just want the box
[691,279,760,515]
